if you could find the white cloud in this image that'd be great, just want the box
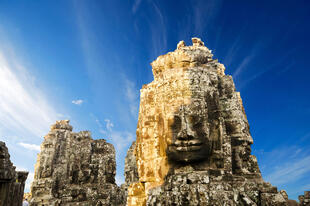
[110,130,135,152]
[236,46,298,89]
[115,174,124,186]
[132,0,142,14]
[18,142,40,152]
[149,1,167,58]
[232,53,255,79]
[72,99,83,105]
[124,78,139,119]
[265,155,310,185]
[259,145,310,189]
[192,0,223,35]
[0,37,62,193]
[25,172,34,192]
[104,119,114,131]
[0,51,58,138]
[91,115,134,151]
[56,113,71,119]
[301,183,310,191]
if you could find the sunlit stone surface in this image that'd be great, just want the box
[127,38,289,205]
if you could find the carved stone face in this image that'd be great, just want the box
[167,104,211,163]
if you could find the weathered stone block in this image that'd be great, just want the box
[30,120,125,206]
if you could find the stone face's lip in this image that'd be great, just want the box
[175,145,202,152]
[172,139,203,152]
[174,139,203,147]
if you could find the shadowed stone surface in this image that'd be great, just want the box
[30,120,125,206]
[127,38,289,206]
[299,191,310,206]
[121,141,140,205]
[125,141,139,187]
[0,141,28,206]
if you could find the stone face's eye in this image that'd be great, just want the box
[189,115,201,129]
[171,116,181,132]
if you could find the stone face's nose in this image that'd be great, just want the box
[177,117,195,140]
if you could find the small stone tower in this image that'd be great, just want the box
[30,120,125,205]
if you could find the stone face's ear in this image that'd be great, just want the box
[177,40,186,49]
[192,37,205,47]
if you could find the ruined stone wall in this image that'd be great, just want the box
[299,191,310,206]
[127,38,289,205]
[125,141,139,186]
[120,141,139,205]
[30,120,125,206]
[0,141,28,206]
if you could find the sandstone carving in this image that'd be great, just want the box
[30,120,125,206]
[299,191,310,206]
[127,38,289,205]
[120,141,140,205]
[0,141,28,206]
[125,141,139,186]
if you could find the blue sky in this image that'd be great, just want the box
[0,0,309,200]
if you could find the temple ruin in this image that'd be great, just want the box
[30,120,125,205]
[0,141,28,206]
[126,38,291,205]
[2,37,309,206]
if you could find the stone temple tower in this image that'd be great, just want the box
[126,38,289,205]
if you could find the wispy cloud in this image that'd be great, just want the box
[92,116,135,186]
[223,25,249,67]
[18,142,40,152]
[25,172,34,192]
[132,0,142,14]
[110,130,135,152]
[149,1,167,58]
[0,32,61,192]
[124,78,139,120]
[301,183,310,191]
[72,99,83,105]
[73,1,96,74]
[223,35,242,67]
[276,58,295,75]
[0,50,58,138]
[265,155,310,185]
[258,144,310,198]
[115,174,123,185]
[238,47,298,89]
[232,53,256,79]
[91,115,135,152]
[104,119,114,131]
[192,0,223,35]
